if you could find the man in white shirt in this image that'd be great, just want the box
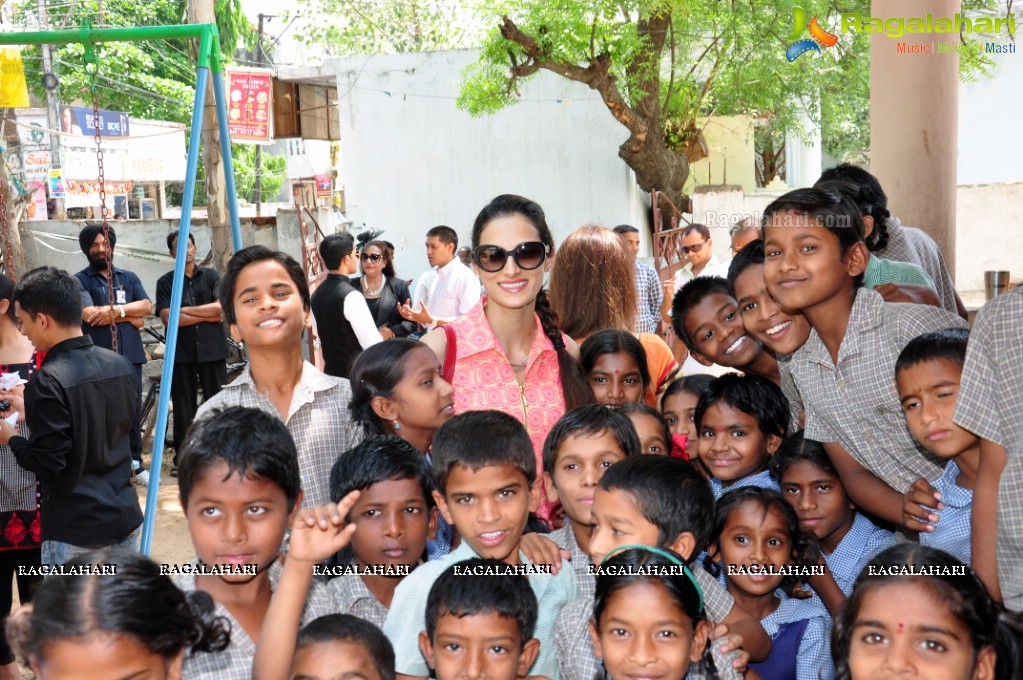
[400,225,480,328]
[310,232,382,378]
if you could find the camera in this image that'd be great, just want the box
[0,401,10,412]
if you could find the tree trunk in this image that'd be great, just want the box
[189,0,234,269]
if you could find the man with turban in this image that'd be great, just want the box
[74,224,154,484]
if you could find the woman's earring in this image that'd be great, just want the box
[393,419,401,431]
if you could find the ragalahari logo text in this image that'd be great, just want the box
[786,7,839,61]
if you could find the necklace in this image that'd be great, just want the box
[362,277,385,297]
[509,357,528,373]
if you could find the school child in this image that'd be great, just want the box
[556,455,771,680]
[327,436,438,627]
[708,487,833,680]
[661,374,715,460]
[381,411,575,680]
[761,186,966,526]
[538,404,640,599]
[695,373,786,498]
[174,406,338,679]
[419,559,541,680]
[671,276,780,384]
[292,615,396,680]
[832,544,1023,680]
[953,284,1023,609]
[727,239,810,433]
[349,338,455,456]
[590,547,711,680]
[195,245,364,508]
[771,431,895,598]
[615,403,673,456]
[580,329,650,407]
[5,547,229,680]
[895,328,976,565]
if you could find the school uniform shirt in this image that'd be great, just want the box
[953,285,1023,610]
[327,566,389,629]
[791,288,966,493]
[919,460,972,565]
[749,591,833,680]
[548,523,595,600]
[709,469,780,500]
[195,362,364,508]
[556,564,737,680]
[75,264,149,365]
[862,254,936,291]
[875,217,959,315]
[382,540,575,679]
[173,559,336,680]
[823,512,897,596]
[778,355,805,435]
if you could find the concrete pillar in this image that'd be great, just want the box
[870,0,959,276]
[785,108,823,189]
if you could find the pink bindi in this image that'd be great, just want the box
[896,623,904,635]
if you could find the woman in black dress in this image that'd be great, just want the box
[350,240,416,339]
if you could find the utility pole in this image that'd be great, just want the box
[188,0,231,269]
[254,12,274,218]
[37,0,65,219]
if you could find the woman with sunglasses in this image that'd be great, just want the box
[350,240,416,340]
[420,195,594,524]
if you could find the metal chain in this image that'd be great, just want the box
[86,60,118,353]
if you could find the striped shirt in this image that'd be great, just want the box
[634,260,664,334]
[875,218,959,315]
[863,254,936,290]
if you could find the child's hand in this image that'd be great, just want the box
[710,623,750,673]
[288,491,361,565]
[518,534,569,574]
[902,478,943,532]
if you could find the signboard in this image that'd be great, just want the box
[47,169,66,198]
[226,68,273,143]
[62,180,133,209]
[0,48,30,107]
[60,121,186,182]
[26,186,48,221]
[315,174,333,198]
[22,150,52,182]
[62,105,130,137]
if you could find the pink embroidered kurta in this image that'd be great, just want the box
[446,299,566,521]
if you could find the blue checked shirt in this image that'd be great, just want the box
[758,591,834,680]
[823,512,897,596]
[634,260,664,334]
[710,469,781,500]
[954,285,1023,609]
[919,460,972,564]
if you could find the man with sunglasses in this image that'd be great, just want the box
[670,223,731,294]
[310,232,383,378]
[400,225,480,329]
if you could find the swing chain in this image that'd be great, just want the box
[85,56,118,353]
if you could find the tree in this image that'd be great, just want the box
[233,145,287,205]
[459,0,1001,207]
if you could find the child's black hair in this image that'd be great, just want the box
[694,373,788,440]
[833,544,1023,680]
[330,435,434,512]
[542,404,640,475]
[762,186,866,288]
[0,274,16,321]
[296,614,395,680]
[5,548,228,665]
[177,406,302,512]
[817,163,891,252]
[431,411,535,496]
[219,245,310,326]
[580,329,652,390]
[349,339,428,436]
[12,267,83,327]
[769,430,838,481]
[705,487,815,585]
[895,327,970,375]
[599,456,714,555]
[662,374,716,404]
[615,403,672,455]
[670,276,732,351]
[726,238,765,295]
[425,558,538,648]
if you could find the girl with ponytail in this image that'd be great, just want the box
[421,194,593,523]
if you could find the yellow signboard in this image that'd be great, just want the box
[0,48,31,108]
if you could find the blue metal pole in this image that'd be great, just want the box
[211,70,243,251]
[140,66,209,555]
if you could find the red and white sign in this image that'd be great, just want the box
[226,68,273,143]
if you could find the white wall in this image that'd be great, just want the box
[326,49,649,283]
[958,50,1023,185]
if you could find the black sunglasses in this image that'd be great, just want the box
[474,241,549,273]
[360,252,385,263]
[682,240,708,255]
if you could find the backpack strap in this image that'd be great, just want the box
[441,323,457,382]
